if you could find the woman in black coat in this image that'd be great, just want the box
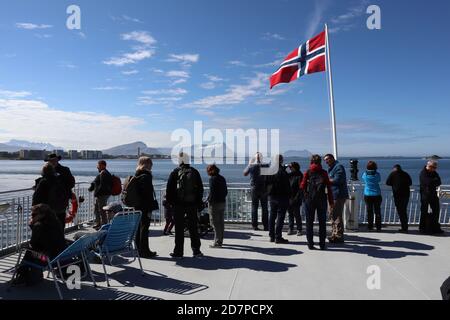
[135,156,158,258]
[12,204,67,285]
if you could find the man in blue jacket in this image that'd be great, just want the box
[324,154,349,243]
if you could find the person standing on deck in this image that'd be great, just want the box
[243,152,269,231]
[88,160,112,229]
[362,161,382,231]
[207,164,228,248]
[386,164,412,233]
[419,160,443,234]
[324,154,349,243]
[287,162,303,236]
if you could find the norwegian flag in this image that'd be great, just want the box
[270,31,326,89]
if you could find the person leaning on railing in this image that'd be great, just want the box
[419,160,443,234]
[362,161,382,232]
[386,164,412,233]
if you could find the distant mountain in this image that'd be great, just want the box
[0,139,62,152]
[283,149,312,158]
[102,141,165,156]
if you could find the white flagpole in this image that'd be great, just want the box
[325,23,338,160]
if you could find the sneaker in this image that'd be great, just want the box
[140,251,158,258]
[253,226,261,231]
[193,251,204,258]
[308,245,316,250]
[275,238,289,244]
[269,237,275,243]
[296,230,302,236]
[287,230,296,236]
[170,252,183,259]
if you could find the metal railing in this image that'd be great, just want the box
[1,183,449,256]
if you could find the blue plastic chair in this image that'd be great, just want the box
[94,210,143,286]
[10,231,105,299]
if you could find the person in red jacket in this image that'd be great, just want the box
[300,155,334,250]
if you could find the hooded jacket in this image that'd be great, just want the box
[135,169,155,212]
[300,163,334,206]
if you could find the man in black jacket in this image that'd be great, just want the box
[266,155,291,244]
[45,153,75,229]
[386,164,412,232]
[207,164,228,248]
[89,160,112,229]
[287,162,303,236]
[166,153,204,258]
[419,160,442,234]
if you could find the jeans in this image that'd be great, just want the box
[288,200,302,231]
[269,196,289,240]
[136,209,151,254]
[330,198,346,239]
[304,199,327,247]
[209,202,225,245]
[94,195,109,226]
[394,194,410,230]
[251,188,268,230]
[174,205,201,255]
[419,194,440,232]
[364,195,382,230]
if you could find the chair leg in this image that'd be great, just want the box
[83,252,96,287]
[135,250,144,276]
[100,256,110,287]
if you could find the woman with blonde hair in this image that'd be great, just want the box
[134,156,158,258]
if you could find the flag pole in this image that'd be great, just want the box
[325,23,338,160]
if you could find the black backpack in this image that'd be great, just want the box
[177,167,198,203]
[48,176,69,212]
[305,170,326,202]
[121,175,143,208]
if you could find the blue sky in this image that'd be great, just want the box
[0,0,449,156]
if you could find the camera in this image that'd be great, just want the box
[349,159,359,181]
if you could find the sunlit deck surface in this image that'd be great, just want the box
[0,224,449,300]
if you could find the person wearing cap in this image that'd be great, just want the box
[386,164,412,233]
[419,160,443,234]
[44,153,75,229]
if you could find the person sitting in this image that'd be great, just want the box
[12,204,67,286]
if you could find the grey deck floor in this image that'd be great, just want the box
[1,225,449,300]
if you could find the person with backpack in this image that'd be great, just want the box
[166,152,204,258]
[287,162,303,236]
[419,160,443,234]
[32,163,68,232]
[88,160,113,229]
[266,155,291,244]
[362,161,383,231]
[44,153,75,230]
[243,152,269,231]
[386,164,412,233]
[300,155,334,250]
[324,154,349,243]
[207,164,228,248]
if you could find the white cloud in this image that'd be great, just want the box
[200,82,216,90]
[121,31,156,46]
[228,60,248,67]
[170,79,187,86]
[110,15,143,24]
[167,53,200,65]
[196,109,216,117]
[0,90,32,98]
[92,86,126,91]
[185,73,267,109]
[142,88,187,95]
[122,70,139,75]
[329,0,369,34]
[204,74,225,82]
[166,70,190,78]
[103,49,155,66]
[0,98,171,149]
[305,0,328,39]
[34,34,52,39]
[16,23,52,30]
[261,32,286,40]
[77,32,86,39]
[137,96,182,105]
